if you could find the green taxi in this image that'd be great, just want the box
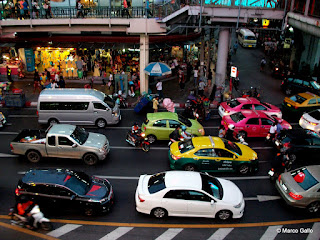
[141,112,205,143]
[169,136,258,174]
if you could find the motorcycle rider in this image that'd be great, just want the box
[130,122,141,145]
[17,195,35,229]
[269,121,277,140]
[270,152,290,177]
[169,126,181,142]
[225,124,239,142]
[181,125,192,140]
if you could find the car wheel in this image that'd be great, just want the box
[307,201,320,213]
[26,150,42,163]
[84,207,95,216]
[216,210,232,220]
[147,135,157,144]
[142,142,150,152]
[48,118,59,125]
[183,164,197,171]
[288,153,297,162]
[83,153,98,166]
[96,119,107,128]
[152,207,167,218]
[238,131,247,139]
[11,215,20,221]
[40,222,53,231]
[238,164,250,175]
[285,88,292,95]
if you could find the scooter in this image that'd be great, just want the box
[126,130,150,152]
[237,134,248,145]
[9,204,52,231]
[268,153,293,181]
[113,93,127,109]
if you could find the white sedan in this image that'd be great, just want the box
[135,171,245,220]
[299,109,320,133]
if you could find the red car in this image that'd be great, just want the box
[218,97,282,118]
[221,110,291,138]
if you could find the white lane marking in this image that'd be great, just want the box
[95,175,139,180]
[260,225,282,240]
[99,227,133,240]
[207,228,234,240]
[155,228,183,240]
[0,132,19,135]
[0,153,18,158]
[110,146,168,150]
[5,123,12,126]
[47,224,81,237]
[306,222,320,240]
[8,115,38,118]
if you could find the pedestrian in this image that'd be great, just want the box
[15,0,21,19]
[54,71,59,83]
[82,58,88,80]
[109,71,113,86]
[58,76,65,88]
[6,66,13,82]
[43,0,50,19]
[45,68,51,81]
[32,0,40,19]
[193,66,198,87]
[33,69,41,93]
[76,0,84,18]
[22,0,29,19]
[128,79,135,97]
[145,0,152,18]
[50,79,59,89]
[122,0,130,18]
[156,79,163,99]
[233,41,238,55]
[218,125,226,138]
[178,68,185,91]
[260,57,267,71]
[152,96,159,112]
[198,79,206,96]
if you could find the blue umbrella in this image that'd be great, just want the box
[144,62,172,76]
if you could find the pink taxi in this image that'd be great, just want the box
[218,97,282,118]
[221,110,292,138]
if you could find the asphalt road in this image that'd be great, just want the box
[0,46,319,240]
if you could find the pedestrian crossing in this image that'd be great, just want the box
[43,222,320,240]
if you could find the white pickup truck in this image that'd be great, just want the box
[10,124,110,165]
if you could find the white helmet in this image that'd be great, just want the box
[228,124,235,130]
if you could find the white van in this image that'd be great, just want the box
[237,29,257,48]
[37,88,121,128]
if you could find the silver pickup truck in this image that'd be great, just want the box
[10,124,110,165]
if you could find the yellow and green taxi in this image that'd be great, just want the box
[282,92,320,115]
[169,136,258,174]
[142,112,205,143]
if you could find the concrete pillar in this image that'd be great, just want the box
[140,34,149,94]
[290,0,295,12]
[215,28,230,88]
[304,0,310,16]
[199,34,205,77]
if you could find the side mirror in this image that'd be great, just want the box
[72,143,77,148]
[210,200,215,205]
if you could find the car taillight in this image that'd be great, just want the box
[294,106,298,109]
[36,111,39,116]
[171,155,181,160]
[138,194,145,202]
[278,175,281,182]
[225,110,230,113]
[281,81,284,85]
[144,127,146,131]
[283,142,291,148]
[289,192,303,200]
[15,188,24,196]
[310,122,318,126]
[10,144,13,151]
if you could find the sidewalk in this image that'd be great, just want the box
[0,73,219,108]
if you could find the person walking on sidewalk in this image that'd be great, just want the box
[6,66,13,82]
[233,41,238,55]
[193,66,198,87]
[156,79,163,100]
[260,57,266,72]
[152,96,159,113]
[33,69,41,93]
[198,79,206,96]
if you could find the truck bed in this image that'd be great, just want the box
[12,129,46,143]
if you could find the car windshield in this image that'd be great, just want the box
[290,95,306,104]
[227,99,240,108]
[222,139,242,155]
[291,167,319,190]
[104,95,115,108]
[71,126,89,145]
[261,102,271,109]
[310,81,320,90]
[245,36,256,40]
[178,139,195,153]
[64,173,91,195]
[309,110,320,120]
[178,114,192,127]
[201,174,223,200]
[230,112,245,123]
[148,172,166,194]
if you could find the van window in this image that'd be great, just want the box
[48,136,55,146]
[40,102,89,111]
[103,96,115,108]
[94,103,106,110]
[245,36,256,40]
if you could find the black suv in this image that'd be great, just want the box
[275,129,320,161]
[16,169,114,216]
[281,76,320,96]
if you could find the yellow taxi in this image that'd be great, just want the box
[169,136,258,175]
[282,92,320,115]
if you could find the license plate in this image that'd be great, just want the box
[268,170,274,176]
[249,45,252,47]
[281,183,287,191]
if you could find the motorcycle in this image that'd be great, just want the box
[241,87,261,100]
[268,153,294,181]
[126,130,150,152]
[113,93,127,109]
[232,77,240,90]
[168,136,184,147]
[9,204,52,231]
[237,134,248,145]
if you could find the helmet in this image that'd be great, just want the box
[19,195,29,203]
[228,124,235,130]
[181,126,187,131]
[133,122,138,126]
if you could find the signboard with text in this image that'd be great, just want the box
[231,66,237,78]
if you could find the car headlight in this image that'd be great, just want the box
[198,129,205,135]
[99,149,105,153]
[275,140,280,146]
[234,201,242,208]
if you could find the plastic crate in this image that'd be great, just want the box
[4,92,26,107]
